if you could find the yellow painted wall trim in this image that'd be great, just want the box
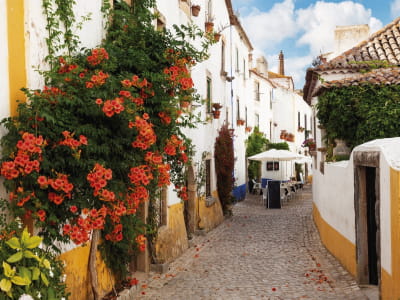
[312,204,357,276]
[7,0,27,116]
[59,243,115,300]
[381,169,400,300]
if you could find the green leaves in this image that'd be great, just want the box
[318,84,400,150]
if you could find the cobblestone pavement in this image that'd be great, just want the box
[120,185,368,300]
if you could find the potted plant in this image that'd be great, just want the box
[302,138,316,151]
[205,16,214,33]
[236,119,245,126]
[191,4,201,16]
[212,103,222,119]
[280,130,288,140]
[213,32,221,42]
[286,133,295,142]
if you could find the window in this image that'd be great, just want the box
[269,121,272,140]
[221,40,226,75]
[297,112,300,128]
[206,76,212,113]
[245,107,248,125]
[255,113,259,128]
[206,0,213,21]
[269,90,273,110]
[243,59,246,79]
[255,81,260,101]
[236,98,240,120]
[236,47,239,72]
[205,159,211,197]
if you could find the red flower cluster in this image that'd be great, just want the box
[135,234,146,251]
[157,163,171,187]
[105,223,123,242]
[59,131,88,150]
[87,48,109,66]
[86,70,109,88]
[125,186,148,214]
[63,206,107,244]
[164,135,185,157]
[128,165,153,186]
[101,97,125,117]
[87,163,115,201]
[1,132,44,180]
[158,111,171,125]
[176,185,188,201]
[58,57,78,74]
[130,115,157,150]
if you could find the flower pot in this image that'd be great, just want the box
[191,5,201,17]
[205,21,214,33]
[236,119,245,126]
[245,126,252,133]
[212,110,221,119]
[214,33,221,42]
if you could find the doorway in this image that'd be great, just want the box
[354,151,380,287]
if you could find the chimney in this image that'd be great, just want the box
[278,50,284,75]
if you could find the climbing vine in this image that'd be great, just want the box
[317,83,400,149]
[0,0,214,296]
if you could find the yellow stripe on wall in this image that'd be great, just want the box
[381,169,400,300]
[7,0,27,116]
[312,204,357,276]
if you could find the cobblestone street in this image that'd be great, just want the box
[120,185,370,300]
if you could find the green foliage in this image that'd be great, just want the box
[0,0,214,281]
[0,219,67,300]
[214,124,235,215]
[317,84,400,149]
[245,127,268,180]
[268,142,289,150]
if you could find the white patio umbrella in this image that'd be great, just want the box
[248,149,302,180]
[248,149,301,162]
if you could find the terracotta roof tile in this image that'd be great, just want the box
[314,67,400,95]
[314,17,400,71]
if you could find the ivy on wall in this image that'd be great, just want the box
[317,83,400,149]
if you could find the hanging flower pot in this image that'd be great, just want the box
[205,21,214,33]
[212,110,221,119]
[214,32,221,42]
[245,126,252,133]
[191,5,201,17]
[236,119,245,126]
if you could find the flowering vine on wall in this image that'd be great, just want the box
[0,0,214,296]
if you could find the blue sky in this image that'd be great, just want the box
[231,0,400,89]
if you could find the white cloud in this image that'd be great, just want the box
[391,0,400,18]
[240,0,298,50]
[296,1,382,56]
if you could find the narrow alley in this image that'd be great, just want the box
[119,186,371,300]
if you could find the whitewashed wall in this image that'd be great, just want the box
[312,138,400,275]
[26,0,105,90]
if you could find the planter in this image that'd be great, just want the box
[236,119,245,126]
[212,110,221,119]
[191,5,200,17]
[245,126,252,133]
[205,21,214,33]
[308,144,316,151]
[214,33,221,42]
